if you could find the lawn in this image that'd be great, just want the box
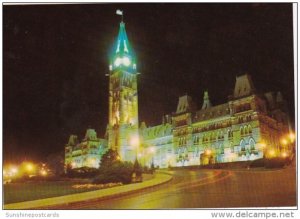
[4,180,99,204]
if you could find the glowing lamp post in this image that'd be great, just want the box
[26,163,34,172]
[8,166,19,178]
[40,169,47,176]
[280,132,296,155]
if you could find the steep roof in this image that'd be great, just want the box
[194,103,230,122]
[233,74,255,98]
[176,95,196,114]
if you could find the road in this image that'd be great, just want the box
[45,165,296,209]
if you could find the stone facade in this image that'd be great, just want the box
[140,74,291,168]
[64,129,108,169]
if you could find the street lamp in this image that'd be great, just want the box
[9,166,19,177]
[11,167,18,174]
[26,163,34,172]
[40,169,47,176]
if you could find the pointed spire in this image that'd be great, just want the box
[202,91,212,109]
[110,18,136,72]
[115,22,132,56]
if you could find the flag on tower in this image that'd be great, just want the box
[116,10,123,16]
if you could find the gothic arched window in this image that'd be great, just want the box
[220,144,224,154]
[249,138,255,150]
[240,139,246,151]
[248,125,252,134]
[244,126,248,135]
[230,142,234,153]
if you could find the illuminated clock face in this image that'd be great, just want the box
[114,56,131,67]
[122,57,131,66]
[114,57,122,67]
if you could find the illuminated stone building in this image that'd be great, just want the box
[141,74,291,168]
[65,19,291,169]
[65,129,107,168]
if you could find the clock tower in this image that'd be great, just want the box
[108,21,139,162]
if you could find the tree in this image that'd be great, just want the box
[94,149,134,184]
[133,159,143,177]
[99,149,119,168]
[150,162,155,174]
[94,160,134,184]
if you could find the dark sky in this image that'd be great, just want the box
[3,3,294,162]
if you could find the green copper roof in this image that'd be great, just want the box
[110,22,136,72]
[115,22,132,55]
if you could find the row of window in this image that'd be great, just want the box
[240,125,252,136]
[179,125,253,146]
[177,139,255,158]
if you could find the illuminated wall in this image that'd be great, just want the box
[140,75,291,167]
[65,129,108,169]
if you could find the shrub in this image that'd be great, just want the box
[94,161,134,184]
[66,167,98,178]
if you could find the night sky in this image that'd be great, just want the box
[3,3,294,162]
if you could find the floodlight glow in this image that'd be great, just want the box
[289,133,295,142]
[206,149,212,155]
[260,142,266,148]
[10,166,18,176]
[26,163,34,172]
[130,136,140,148]
[281,152,288,158]
[281,138,288,145]
[71,162,76,168]
[123,57,131,66]
[40,169,47,176]
[114,57,122,66]
[268,149,276,157]
[149,147,156,154]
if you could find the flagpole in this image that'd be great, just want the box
[116,9,124,23]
